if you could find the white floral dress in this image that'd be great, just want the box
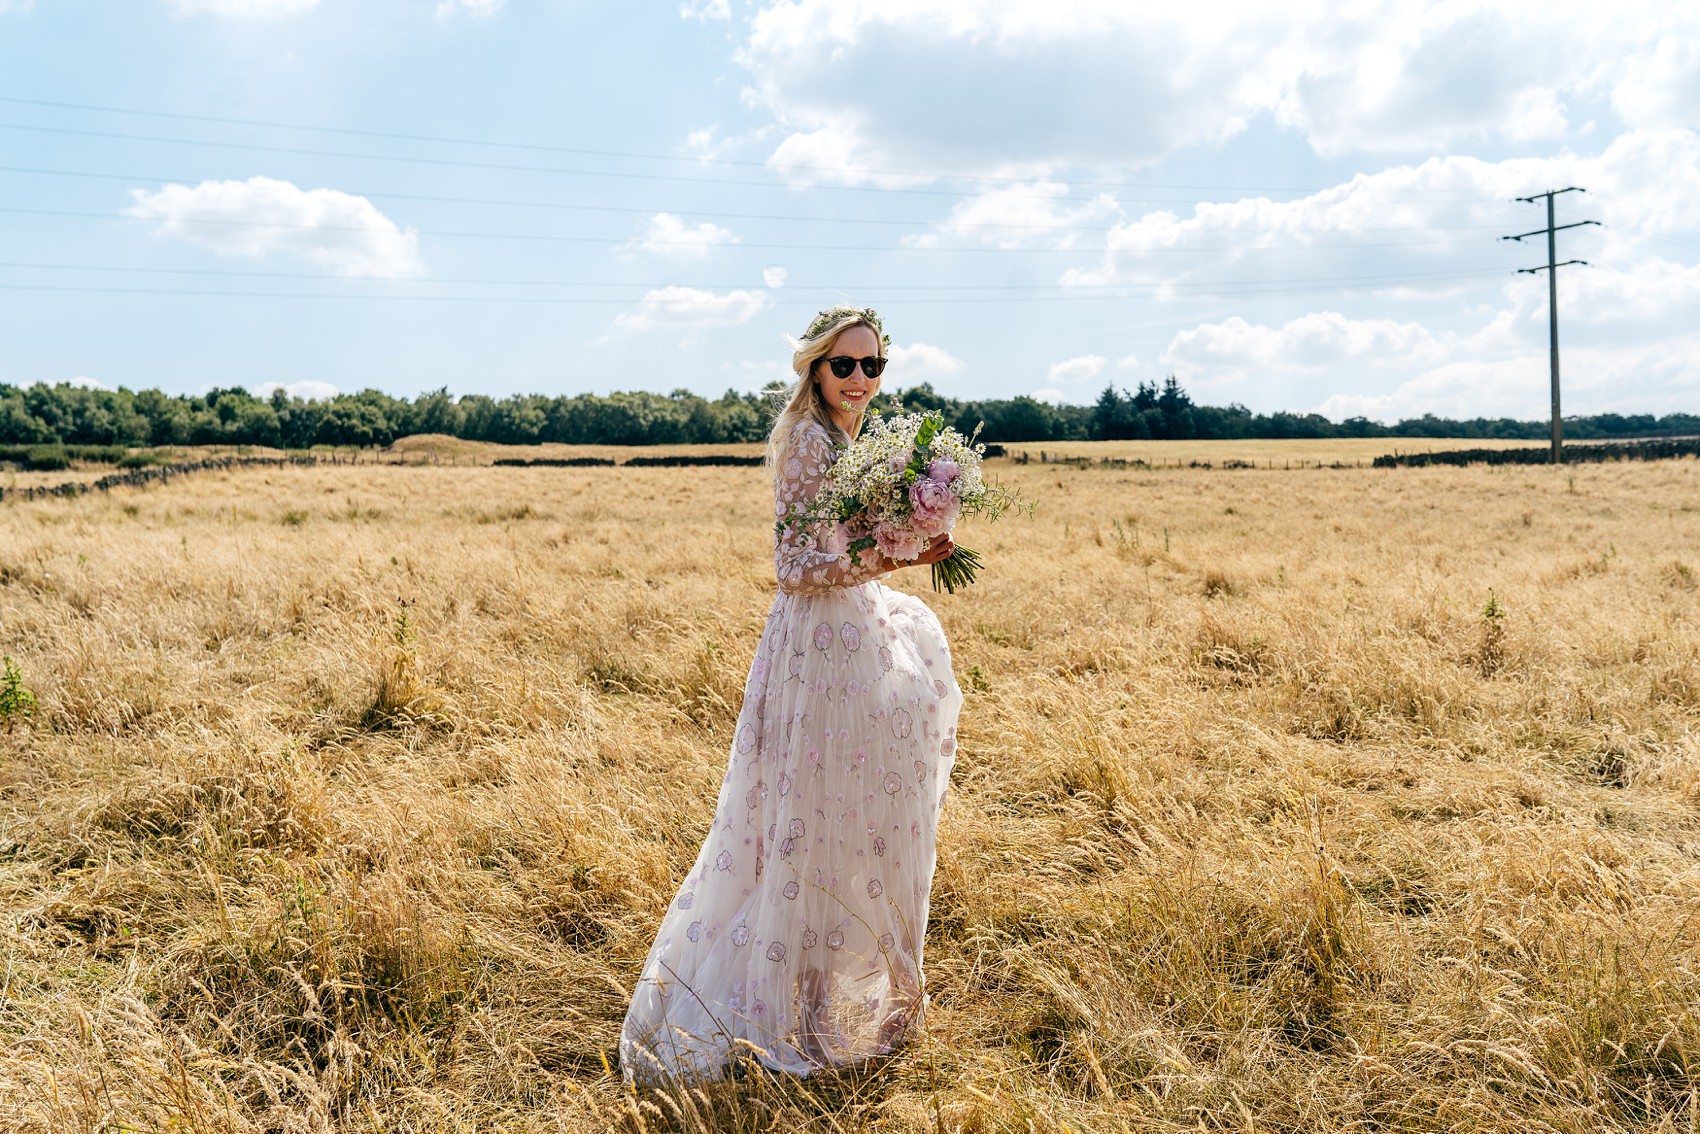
[620,418,963,1084]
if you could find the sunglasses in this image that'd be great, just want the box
[822,355,887,379]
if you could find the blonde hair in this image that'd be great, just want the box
[765,306,890,471]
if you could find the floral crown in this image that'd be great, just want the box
[804,306,892,350]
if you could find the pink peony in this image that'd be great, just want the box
[926,458,960,484]
[908,477,961,538]
[873,520,928,562]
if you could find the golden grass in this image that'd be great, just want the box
[1,453,1698,1132]
[385,433,770,464]
[384,434,1551,469]
[1002,437,1550,465]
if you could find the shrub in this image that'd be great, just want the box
[0,656,37,730]
[24,446,69,471]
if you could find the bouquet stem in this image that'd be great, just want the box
[930,544,983,594]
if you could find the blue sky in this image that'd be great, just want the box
[2,0,1697,421]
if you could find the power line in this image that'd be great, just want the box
[0,259,1084,288]
[0,259,1489,290]
[1640,231,1700,256]
[1588,261,1700,310]
[0,164,1515,232]
[0,267,1511,303]
[0,120,981,198]
[0,94,1505,202]
[0,260,1504,290]
[1504,187,1598,463]
[0,119,1506,206]
[0,204,1508,255]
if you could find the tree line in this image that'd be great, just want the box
[2,377,1693,449]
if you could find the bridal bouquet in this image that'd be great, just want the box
[783,409,1030,593]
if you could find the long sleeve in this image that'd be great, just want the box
[773,422,888,596]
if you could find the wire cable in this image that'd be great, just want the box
[0,120,1507,207]
[0,164,1516,231]
[0,267,1513,303]
[0,259,1506,290]
[0,205,1511,255]
[0,93,1507,202]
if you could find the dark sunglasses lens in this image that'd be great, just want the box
[825,356,885,380]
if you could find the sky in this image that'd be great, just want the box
[1,0,1698,422]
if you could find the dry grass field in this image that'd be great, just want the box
[1,448,1697,1133]
[380,433,1551,469]
[998,437,1550,467]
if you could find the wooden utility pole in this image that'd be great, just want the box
[1503,188,1597,463]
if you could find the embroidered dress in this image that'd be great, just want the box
[620,418,963,1083]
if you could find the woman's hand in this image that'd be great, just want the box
[917,533,956,566]
[875,533,955,574]
[884,533,954,573]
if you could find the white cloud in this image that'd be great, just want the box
[902,181,1120,250]
[740,1,1277,182]
[20,375,110,390]
[1163,314,1442,380]
[255,379,338,402]
[681,0,730,18]
[763,266,789,288]
[1060,155,1524,291]
[1552,259,1700,325]
[1316,335,1700,421]
[1156,309,1485,410]
[169,0,317,16]
[1116,352,1141,370]
[1044,354,1108,386]
[0,1,36,12]
[626,213,739,260]
[1612,30,1700,130]
[732,1,1700,179]
[763,126,934,190]
[124,177,423,279]
[719,359,795,393]
[1156,302,1700,421]
[1316,358,1547,422]
[612,287,771,333]
[436,0,504,18]
[1060,129,1700,304]
[886,342,965,381]
[1267,5,1577,155]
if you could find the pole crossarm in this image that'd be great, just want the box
[1503,220,1600,243]
[1505,188,1597,465]
[1516,186,1586,203]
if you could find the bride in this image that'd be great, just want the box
[620,306,965,1083]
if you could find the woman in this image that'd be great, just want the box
[620,306,964,1084]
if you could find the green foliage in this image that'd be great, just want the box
[1,443,151,468]
[0,656,38,730]
[392,608,416,653]
[967,663,991,693]
[23,445,68,471]
[1,377,1693,449]
[1479,590,1507,677]
[1084,378,1700,446]
[363,603,434,729]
